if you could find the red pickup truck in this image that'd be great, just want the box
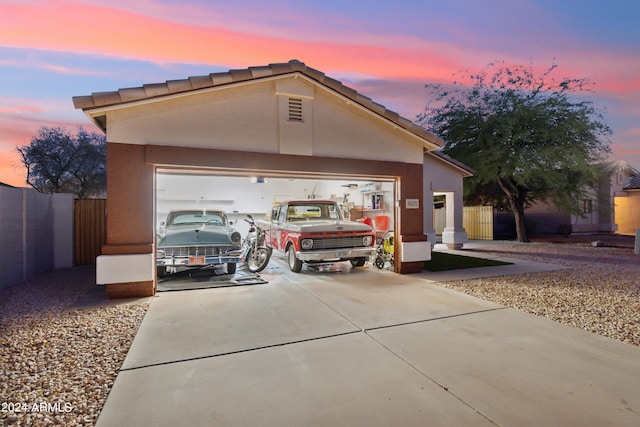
[258,200,376,272]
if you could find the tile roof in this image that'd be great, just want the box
[426,150,475,176]
[73,59,442,147]
[623,175,640,190]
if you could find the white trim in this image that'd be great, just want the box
[96,254,155,285]
[400,241,432,262]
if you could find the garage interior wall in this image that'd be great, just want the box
[156,174,395,236]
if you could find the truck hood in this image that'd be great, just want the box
[287,220,372,233]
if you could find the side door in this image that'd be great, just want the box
[275,204,288,251]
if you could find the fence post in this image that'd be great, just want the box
[635,229,639,255]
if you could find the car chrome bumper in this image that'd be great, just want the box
[296,247,375,262]
[157,251,243,267]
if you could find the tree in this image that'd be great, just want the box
[417,61,612,242]
[17,126,106,198]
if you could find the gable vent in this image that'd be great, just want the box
[288,97,303,122]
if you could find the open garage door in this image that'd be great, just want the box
[155,169,397,289]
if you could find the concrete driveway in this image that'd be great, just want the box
[96,256,640,427]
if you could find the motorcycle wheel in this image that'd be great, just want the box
[247,247,271,273]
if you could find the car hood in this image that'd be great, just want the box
[287,220,372,233]
[158,223,236,246]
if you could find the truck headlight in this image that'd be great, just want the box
[363,236,373,247]
[301,239,314,250]
[230,231,242,243]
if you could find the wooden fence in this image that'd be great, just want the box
[74,198,106,265]
[463,205,494,240]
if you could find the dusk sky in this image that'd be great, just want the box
[1,0,638,186]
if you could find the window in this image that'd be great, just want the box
[288,97,303,122]
[580,199,593,214]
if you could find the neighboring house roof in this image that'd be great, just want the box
[72,59,443,149]
[598,160,640,176]
[623,175,640,191]
[426,149,475,177]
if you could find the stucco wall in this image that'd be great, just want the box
[0,187,74,290]
[104,76,424,165]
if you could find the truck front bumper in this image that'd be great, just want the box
[296,247,375,262]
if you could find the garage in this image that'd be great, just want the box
[74,60,458,298]
[154,171,396,289]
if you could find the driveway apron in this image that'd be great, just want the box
[96,258,640,427]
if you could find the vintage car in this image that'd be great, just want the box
[258,200,376,272]
[156,209,242,276]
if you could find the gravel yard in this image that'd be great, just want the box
[437,239,640,346]
[1,237,638,426]
[0,267,149,426]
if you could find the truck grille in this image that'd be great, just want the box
[307,236,366,250]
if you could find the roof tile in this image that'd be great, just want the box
[382,109,400,122]
[302,66,325,82]
[268,62,292,75]
[92,91,122,106]
[143,83,170,98]
[166,79,193,93]
[189,75,214,89]
[72,95,96,109]
[229,69,253,82]
[320,76,344,93]
[249,66,274,79]
[210,71,234,85]
[288,59,306,72]
[119,87,147,103]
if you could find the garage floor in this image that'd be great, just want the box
[96,255,640,427]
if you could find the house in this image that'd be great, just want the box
[73,60,470,298]
[493,160,639,237]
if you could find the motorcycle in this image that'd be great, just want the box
[242,215,272,273]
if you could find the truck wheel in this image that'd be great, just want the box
[287,246,303,273]
[350,257,367,267]
[227,262,237,275]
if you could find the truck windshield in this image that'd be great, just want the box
[286,203,342,221]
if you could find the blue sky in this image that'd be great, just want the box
[1,0,638,185]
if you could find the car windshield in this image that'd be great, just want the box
[286,203,342,221]
[168,211,226,226]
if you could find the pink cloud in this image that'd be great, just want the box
[2,0,637,100]
[0,150,26,187]
[0,0,466,82]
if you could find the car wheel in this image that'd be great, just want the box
[287,245,303,273]
[227,262,237,275]
[350,257,367,267]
